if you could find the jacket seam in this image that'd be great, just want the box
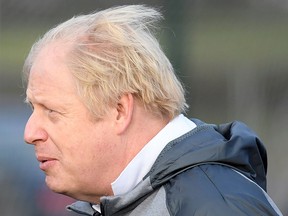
[198,165,226,201]
[146,124,215,177]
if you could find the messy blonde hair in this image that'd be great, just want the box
[23,5,188,119]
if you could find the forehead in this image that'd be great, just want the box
[26,41,77,101]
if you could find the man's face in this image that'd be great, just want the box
[24,42,122,201]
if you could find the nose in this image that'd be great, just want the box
[24,112,48,145]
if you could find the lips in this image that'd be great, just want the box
[36,155,57,171]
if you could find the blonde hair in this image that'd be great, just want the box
[23,5,188,119]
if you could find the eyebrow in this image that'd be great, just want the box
[24,89,39,105]
[24,90,34,105]
[24,97,30,104]
[24,91,38,108]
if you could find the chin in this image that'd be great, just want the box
[45,176,67,194]
[45,176,81,201]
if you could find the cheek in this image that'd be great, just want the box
[63,131,108,167]
[60,139,110,188]
[59,118,117,171]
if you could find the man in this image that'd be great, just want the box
[23,5,282,216]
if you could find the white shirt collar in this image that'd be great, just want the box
[111,114,196,195]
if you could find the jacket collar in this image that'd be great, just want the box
[67,201,98,216]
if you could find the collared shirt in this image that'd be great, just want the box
[93,114,196,212]
[111,114,196,195]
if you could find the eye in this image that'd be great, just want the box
[46,108,61,123]
[45,106,62,116]
[48,109,55,113]
[46,108,58,115]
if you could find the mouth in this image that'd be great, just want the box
[36,155,57,171]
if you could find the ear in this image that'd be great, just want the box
[114,93,134,135]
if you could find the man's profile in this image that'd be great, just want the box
[23,5,282,216]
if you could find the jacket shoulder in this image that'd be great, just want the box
[164,164,280,216]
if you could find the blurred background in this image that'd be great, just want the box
[1,0,288,215]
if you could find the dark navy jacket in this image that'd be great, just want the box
[68,119,282,215]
